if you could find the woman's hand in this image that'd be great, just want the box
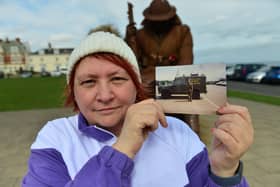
[210,103,254,177]
[112,99,167,158]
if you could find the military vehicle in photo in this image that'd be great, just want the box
[158,73,207,100]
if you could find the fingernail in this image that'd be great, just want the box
[219,106,225,111]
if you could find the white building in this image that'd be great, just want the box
[28,43,73,73]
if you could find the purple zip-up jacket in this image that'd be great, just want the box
[22,114,249,187]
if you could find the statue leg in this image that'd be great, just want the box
[184,114,200,136]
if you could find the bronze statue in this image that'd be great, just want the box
[125,0,199,135]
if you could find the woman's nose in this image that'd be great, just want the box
[96,82,114,103]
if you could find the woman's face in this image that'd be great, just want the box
[73,56,137,134]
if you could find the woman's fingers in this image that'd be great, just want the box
[212,103,254,159]
[217,104,252,124]
[212,127,238,155]
[138,99,168,128]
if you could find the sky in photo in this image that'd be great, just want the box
[156,63,226,81]
[1,0,279,64]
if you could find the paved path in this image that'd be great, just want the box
[0,98,279,187]
[200,98,280,187]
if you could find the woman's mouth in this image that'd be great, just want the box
[94,106,121,114]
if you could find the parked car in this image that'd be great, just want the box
[230,63,265,81]
[40,71,51,77]
[226,64,236,80]
[246,65,272,83]
[262,66,280,84]
[50,71,62,77]
[20,71,32,78]
[214,79,227,86]
[60,67,67,75]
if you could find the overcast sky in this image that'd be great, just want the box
[1,0,279,64]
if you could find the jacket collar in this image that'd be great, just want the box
[78,113,114,142]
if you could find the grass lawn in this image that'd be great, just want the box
[0,76,66,111]
[228,90,280,106]
[0,77,279,111]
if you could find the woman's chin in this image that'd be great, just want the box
[97,117,123,129]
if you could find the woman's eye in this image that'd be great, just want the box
[111,77,128,83]
[81,79,95,86]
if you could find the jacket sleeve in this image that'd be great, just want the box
[185,148,249,187]
[22,146,134,187]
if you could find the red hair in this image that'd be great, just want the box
[64,52,147,111]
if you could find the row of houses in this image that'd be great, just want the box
[0,37,73,77]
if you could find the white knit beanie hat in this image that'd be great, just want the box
[66,31,140,83]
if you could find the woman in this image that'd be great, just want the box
[22,32,253,187]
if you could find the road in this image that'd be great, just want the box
[227,81,280,97]
[157,85,227,115]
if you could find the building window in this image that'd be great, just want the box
[10,46,19,53]
[11,54,21,64]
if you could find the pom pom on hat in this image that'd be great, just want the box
[66,31,140,83]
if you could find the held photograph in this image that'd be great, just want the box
[156,63,227,114]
